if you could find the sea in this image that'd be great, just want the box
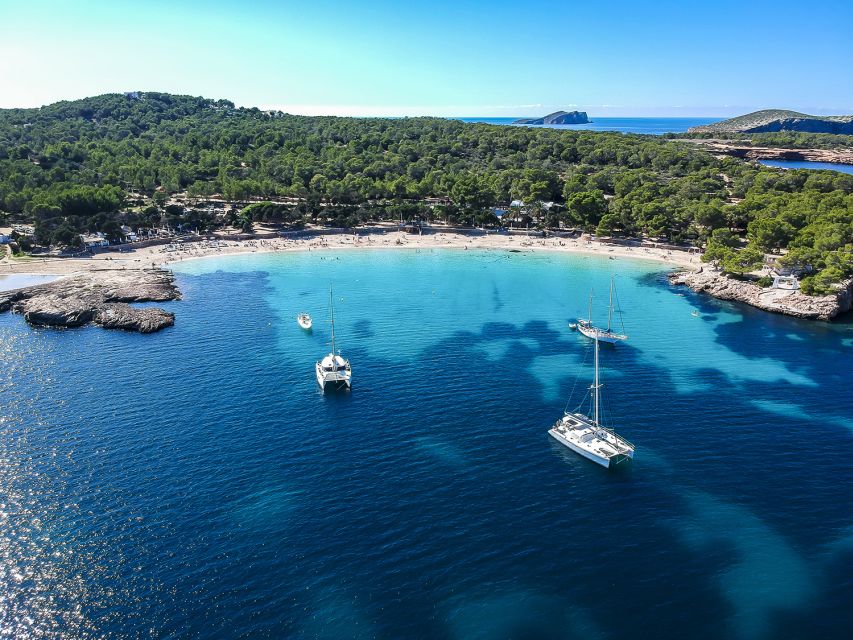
[0,273,60,292]
[2,249,852,640]
[759,159,853,175]
[457,117,721,135]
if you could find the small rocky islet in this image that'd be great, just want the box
[512,110,589,125]
[0,268,180,333]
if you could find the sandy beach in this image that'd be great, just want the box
[1,229,700,278]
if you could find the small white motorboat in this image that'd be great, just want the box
[297,313,313,330]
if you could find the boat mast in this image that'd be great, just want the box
[588,290,593,324]
[607,278,613,332]
[593,336,600,426]
[329,285,336,355]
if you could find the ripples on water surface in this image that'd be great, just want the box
[2,249,852,639]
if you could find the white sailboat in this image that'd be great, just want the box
[573,278,627,344]
[315,286,352,391]
[549,335,634,468]
[297,313,313,330]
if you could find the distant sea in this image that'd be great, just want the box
[458,116,721,135]
[759,159,853,174]
[2,249,852,639]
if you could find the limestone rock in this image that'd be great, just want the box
[668,270,852,320]
[0,268,180,333]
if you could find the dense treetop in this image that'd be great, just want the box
[1,92,851,294]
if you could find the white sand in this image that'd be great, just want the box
[1,230,700,276]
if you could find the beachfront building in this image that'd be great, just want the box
[81,233,109,249]
[120,225,139,242]
[399,220,422,234]
[772,274,800,290]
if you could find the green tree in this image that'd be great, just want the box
[596,212,621,237]
[702,228,741,264]
[748,216,795,251]
[720,246,764,275]
[566,190,607,227]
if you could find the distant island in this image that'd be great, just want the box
[513,110,589,125]
[689,109,853,134]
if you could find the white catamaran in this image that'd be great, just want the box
[549,335,634,468]
[571,278,627,344]
[315,286,352,391]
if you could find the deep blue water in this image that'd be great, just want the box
[457,117,720,135]
[2,249,852,639]
[759,159,853,175]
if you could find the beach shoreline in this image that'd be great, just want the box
[3,229,851,324]
[1,229,700,277]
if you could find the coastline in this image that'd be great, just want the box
[4,229,850,325]
[1,229,699,277]
[669,269,853,321]
[683,139,853,166]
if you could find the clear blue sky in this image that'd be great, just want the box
[1,0,851,117]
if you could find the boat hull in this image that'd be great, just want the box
[549,427,612,468]
[548,413,634,469]
[315,363,351,391]
[576,322,627,344]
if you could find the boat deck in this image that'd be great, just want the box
[556,415,634,460]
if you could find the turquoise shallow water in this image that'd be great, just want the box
[0,273,60,292]
[2,249,852,639]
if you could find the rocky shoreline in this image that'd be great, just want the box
[0,268,180,333]
[686,140,853,165]
[669,270,853,321]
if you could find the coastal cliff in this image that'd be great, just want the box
[0,268,180,333]
[689,110,853,135]
[668,270,853,321]
[513,111,589,125]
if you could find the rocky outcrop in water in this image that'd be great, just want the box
[0,268,180,333]
[514,111,589,125]
[668,270,853,321]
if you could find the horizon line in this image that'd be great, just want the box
[2,92,850,119]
